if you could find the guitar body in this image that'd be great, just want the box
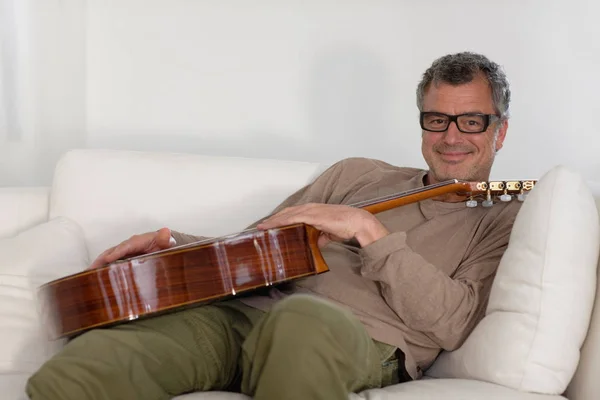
[40,223,327,339]
[40,178,536,339]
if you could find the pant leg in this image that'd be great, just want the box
[375,341,414,388]
[240,294,384,400]
[26,300,264,400]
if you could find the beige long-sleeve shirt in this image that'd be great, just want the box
[171,157,522,380]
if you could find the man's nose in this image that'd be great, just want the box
[442,121,463,145]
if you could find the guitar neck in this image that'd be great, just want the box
[350,178,537,214]
[350,180,470,214]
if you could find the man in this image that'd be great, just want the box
[26,51,518,400]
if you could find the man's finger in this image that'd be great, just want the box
[88,247,116,269]
[88,234,152,269]
[106,240,138,262]
[260,207,298,225]
[258,212,309,229]
[317,233,332,248]
[154,227,174,248]
[87,228,175,270]
[262,203,317,222]
[258,204,321,229]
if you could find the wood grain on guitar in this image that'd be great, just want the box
[39,178,537,340]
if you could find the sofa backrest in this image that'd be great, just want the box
[48,149,327,260]
[564,197,600,400]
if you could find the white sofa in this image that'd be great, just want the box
[1,148,599,400]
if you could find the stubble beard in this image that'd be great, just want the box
[428,130,499,183]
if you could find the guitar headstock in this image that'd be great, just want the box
[457,179,537,207]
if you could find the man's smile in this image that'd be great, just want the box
[437,151,472,163]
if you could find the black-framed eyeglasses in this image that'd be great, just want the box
[420,112,499,134]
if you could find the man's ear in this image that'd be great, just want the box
[495,119,509,152]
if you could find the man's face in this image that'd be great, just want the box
[420,75,508,184]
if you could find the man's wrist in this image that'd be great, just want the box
[355,216,389,247]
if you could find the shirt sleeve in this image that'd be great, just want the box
[358,212,516,351]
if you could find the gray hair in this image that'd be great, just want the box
[416,52,511,120]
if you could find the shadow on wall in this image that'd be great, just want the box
[88,45,400,165]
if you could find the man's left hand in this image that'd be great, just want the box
[256,203,389,247]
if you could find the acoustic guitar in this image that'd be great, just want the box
[39,178,536,339]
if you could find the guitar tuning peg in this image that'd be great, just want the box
[516,180,534,202]
[499,194,512,202]
[482,189,494,207]
[466,198,478,208]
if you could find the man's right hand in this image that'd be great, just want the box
[88,227,176,269]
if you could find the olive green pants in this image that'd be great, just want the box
[26,294,403,400]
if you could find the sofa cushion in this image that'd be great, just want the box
[0,217,89,398]
[171,378,566,400]
[350,378,566,399]
[48,149,326,260]
[564,195,600,399]
[426,165,600,394]
[0,187,49,239]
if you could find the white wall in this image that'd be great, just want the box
[1,0,599,186]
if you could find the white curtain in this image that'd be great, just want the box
[0,0,25,185]
[0,0,86,187]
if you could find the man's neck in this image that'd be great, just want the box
[423,171,482,203]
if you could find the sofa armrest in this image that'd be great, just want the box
[0,187,50,238]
